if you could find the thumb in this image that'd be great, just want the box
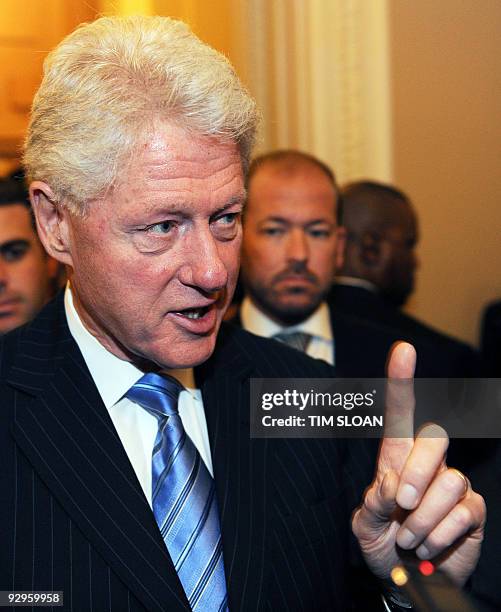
[353,470,400,534]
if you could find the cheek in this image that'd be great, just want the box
[220,241,241,281]
[310,247,337,280]
[12,258,46,292]
[243,238,281,270]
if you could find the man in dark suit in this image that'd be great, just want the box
[0,178,59,334]
[328,180,480,377]
[0,15,485,612]
[238,150,460,378]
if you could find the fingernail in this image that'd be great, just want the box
[397,528,416,549]
[417,544,431,559]
[398,483,418,509]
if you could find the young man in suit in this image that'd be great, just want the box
[0,16,485,611]
[0,178,58,334]
[328,180,480,376]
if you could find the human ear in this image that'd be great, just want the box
[29,181,74,267]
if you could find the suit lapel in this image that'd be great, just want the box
[197,325,271,611]
[7,297,189,612]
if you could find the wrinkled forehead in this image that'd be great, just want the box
[115,123,245,187]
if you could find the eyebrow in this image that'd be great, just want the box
[259,217,334,225]
[213,192,247,215]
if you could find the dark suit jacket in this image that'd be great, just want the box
[0,294,379,611]
[467,440,501,611]
[327,283,481,377]
[480,300,501,376]
[231,304,454,378]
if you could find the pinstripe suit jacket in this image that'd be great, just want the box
[0,295,378,611]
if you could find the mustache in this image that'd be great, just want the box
[271,262,319,285]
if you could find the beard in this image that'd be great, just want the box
[245,279,325,326]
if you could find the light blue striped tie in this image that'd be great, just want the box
[127,373,228,611]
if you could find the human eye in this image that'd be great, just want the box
[1,240,30,262]
[132,219,177,254]
[146,220,174,235]
[218,212,240,226]
[261,226,285,236]
[212,211,241,240]
[308,227,331,239]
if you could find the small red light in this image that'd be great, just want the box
[419,560,435,576]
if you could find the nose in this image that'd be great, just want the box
[178,230,229,294]
[286,228,309,264]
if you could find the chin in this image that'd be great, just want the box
[279,296,319,314]
[154,335,218,370]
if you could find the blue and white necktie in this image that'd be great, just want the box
[126,373,228,611]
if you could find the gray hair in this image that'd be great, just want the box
[23,15,258,214]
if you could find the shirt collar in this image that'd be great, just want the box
[335,275,378,293]
[64,285,196,408]
[241,296,333,341]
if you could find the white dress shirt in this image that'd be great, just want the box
[64,286,213,506]
[334,275,378,293]
[240,297,335,365]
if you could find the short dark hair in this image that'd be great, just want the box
[0,175,36,229]
[340,180,410,224]
[0,177,29,209]
[246,150,342,224]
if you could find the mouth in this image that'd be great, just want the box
[172,305,211,319]
[168,303,219,334]
[275,275,317,287]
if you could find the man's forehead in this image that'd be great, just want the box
[0,204,35,238]
[247,166,337,220]
[253,159,334,184]
[390,203,417,233]
[133,124,243,179]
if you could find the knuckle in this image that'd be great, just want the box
[443,468,465,493]
[470,492,487,523]
[351,509,362,535]
[451,504,473,530]
[407,463,429,484]
[408,510,429,533]
[424,532,445,552]
[363,486,380,515]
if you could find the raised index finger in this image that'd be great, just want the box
[379,342,416,474]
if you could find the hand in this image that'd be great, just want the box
[352,342,486,586]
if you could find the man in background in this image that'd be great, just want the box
[238,150,451,377]
[329,180,480,376]
[0,178,58,334]
[239,150,344,361]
